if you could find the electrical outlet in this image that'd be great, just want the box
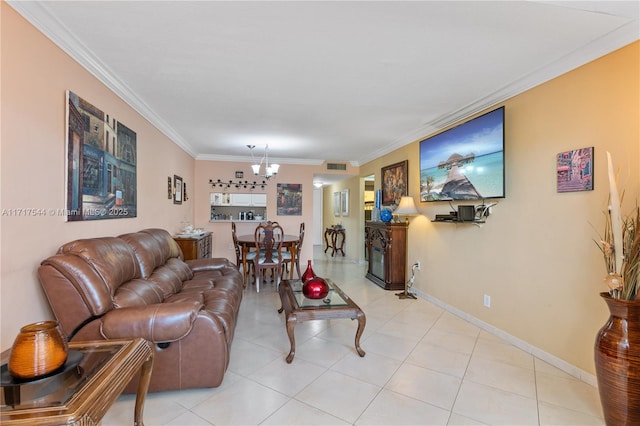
[483,294,491,308]
[415,261,421,270]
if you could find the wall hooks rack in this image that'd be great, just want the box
[209,179,268,190]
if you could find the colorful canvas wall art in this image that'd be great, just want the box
[66,91,137,220]
[557,147,594,192]
[277,183,302,215]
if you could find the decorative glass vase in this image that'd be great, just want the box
[301,260,315,282]
[8,321,68,380]
[595,292,640,425]
[303,276,330,299]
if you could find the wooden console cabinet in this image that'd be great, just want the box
[174,232,212,260]
[365,221,407,290]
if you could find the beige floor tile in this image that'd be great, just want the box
[356,388,450,425]
[190,377,289,425]
[249,356,327,396]
[538,401,605,425]
[431,312,481,338]
[386,363,462,410]
[472,338,535,370]
[465,355,537,398]
[164,410,214,425]
[453,380,539,425]
[421,328,478,356]
[406,341,472,378]
[331,350,402,387]
[447,412,488,425]
[535,372,603,419]
[262,398,351,425]
[294,335,359,367]
[295,370,381,423]
[361,332,419,361]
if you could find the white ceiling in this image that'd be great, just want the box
[8,1,639,174]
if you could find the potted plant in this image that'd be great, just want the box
[593,152,640,425]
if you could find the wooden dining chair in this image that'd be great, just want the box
[253,221,284,292]
[282,222,305,280]
[231,222,255,286]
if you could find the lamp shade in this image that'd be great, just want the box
[394,196,419,215]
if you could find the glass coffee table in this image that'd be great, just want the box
[278,279,366,363]
[1,338,153,425]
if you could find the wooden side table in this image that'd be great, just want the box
[1,338,153,426]
[323,227,345,257]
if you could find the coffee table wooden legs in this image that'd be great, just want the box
[277,308,366,363]
[134,351,154,426]
[354,312,366,357]
[284,313,297,363]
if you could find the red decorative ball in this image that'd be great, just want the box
[303,276,330,299]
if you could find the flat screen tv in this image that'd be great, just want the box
[419,106,505,202]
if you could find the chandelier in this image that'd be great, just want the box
[248,145,280,179]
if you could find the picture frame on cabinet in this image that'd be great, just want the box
[168,177,172,199]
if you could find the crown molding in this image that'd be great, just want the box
[7,0,197,158]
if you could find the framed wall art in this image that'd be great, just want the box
[277,183,302,215]
[66,91,137,220]
[167,177,172,199]
[333,191,341,217]
[174,175,183,204]
[341,189,349,216]
[557,147,594,192]
[381,160,408,207]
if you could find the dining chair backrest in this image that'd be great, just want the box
[254,222,284,264]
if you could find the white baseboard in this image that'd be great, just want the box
[412,288,598,388]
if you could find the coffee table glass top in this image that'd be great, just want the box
[1,342,123,411]
[289,279,349,308]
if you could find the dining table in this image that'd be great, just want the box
[236,233,300,283]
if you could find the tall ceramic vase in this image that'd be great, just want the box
[594,292,640,425]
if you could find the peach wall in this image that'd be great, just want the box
[1,4,196,349]
[193,160,323,267]
[360,41,639,375]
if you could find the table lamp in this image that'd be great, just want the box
[394,196,419,224]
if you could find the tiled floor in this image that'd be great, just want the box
[103,246,603,425]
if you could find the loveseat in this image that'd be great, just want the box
[37,228,243,392]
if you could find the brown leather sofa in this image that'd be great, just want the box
[37,228,243,392]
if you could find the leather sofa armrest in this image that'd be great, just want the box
[100,301,202,342]
[187,258,233,272]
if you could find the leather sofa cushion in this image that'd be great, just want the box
[119,232,166,278]
[113,278,164,308]
[100,300,203,342]
[57,237,140,301]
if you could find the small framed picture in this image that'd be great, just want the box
[341,189,349,216]
[167,177,172,199]
[235,171,244,179]
[556,147,594,192]
[174,175,183,204]
[333,192,341,217]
